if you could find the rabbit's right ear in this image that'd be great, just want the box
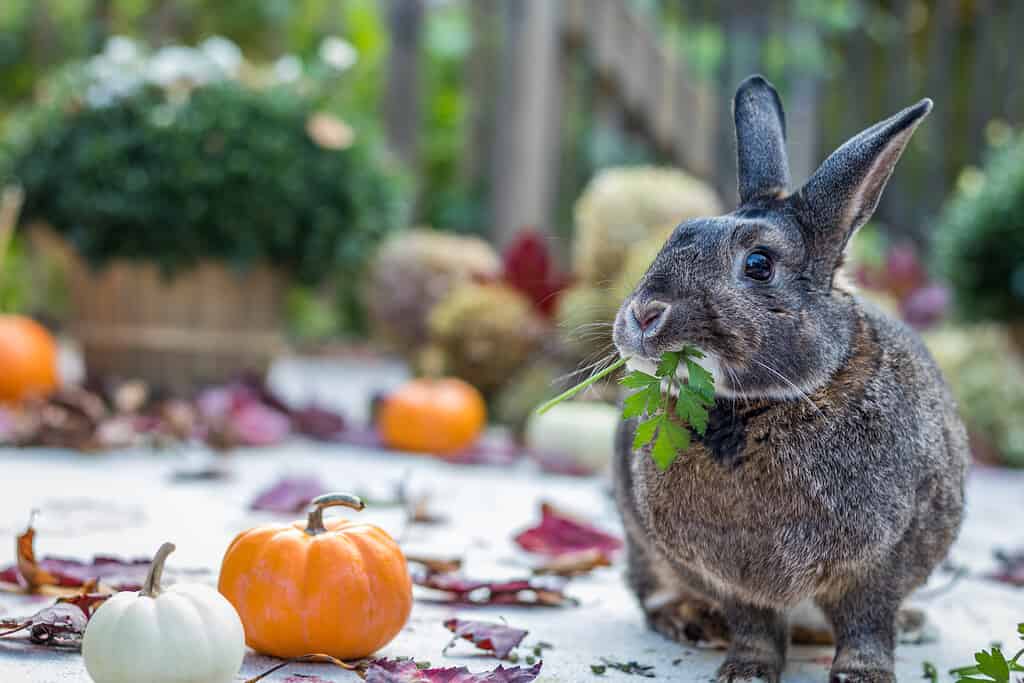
[734,75,791,205]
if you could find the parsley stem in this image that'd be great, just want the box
[536,356,630,415]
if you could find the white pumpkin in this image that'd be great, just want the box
[83,542,245,683]
[525,400,620,473]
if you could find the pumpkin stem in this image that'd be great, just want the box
[304,493,366,536]
[141,542,176,598]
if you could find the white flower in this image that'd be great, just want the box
[318,36,358,71]
[103,36,141,65]
[199,35,244,76]
[147,46,218,87]
[272,55,303,83]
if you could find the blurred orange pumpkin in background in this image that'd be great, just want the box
[218,494,411,660]
[0,315,58,404]
[377,377,486,455]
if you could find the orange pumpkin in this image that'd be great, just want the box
[377,378,486,455]
[218,494,412,660]
[0,315,58,404]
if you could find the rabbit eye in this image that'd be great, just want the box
[743,251,773,281]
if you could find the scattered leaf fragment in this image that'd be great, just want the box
[364,658,542,683]
[443,618,528,659]
[0,597,104,647]
[406,555,463,575]
[414,572,575,608]
[250,476,328,513]
[595,658,655,678]
[533,548,611,577]
[514,503,622,559]
[989,548,1024,587]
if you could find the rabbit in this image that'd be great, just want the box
[611,74,968,683]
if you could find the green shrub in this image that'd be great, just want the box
[934,131,1024,323]
[3,51,407,287]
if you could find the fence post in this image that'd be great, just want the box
[491,0,563,244]
[384,0,424,169]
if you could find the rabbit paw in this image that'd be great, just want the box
[716,657,781,683]
[646,597,730,649]
[829,670,895,683]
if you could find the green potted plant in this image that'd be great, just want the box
[2,36,407,391]
[934,126,1024,351]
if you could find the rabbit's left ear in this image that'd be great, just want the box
[796,98,932,269]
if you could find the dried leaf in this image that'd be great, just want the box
[513,503,622,559]
[15,512,57,589]
[250,476,328,514]
[0,600,96,647]
[414,572,575,608]
[533,549,610,577]
[405,555,463,575]
[365,658,542,683]
[291,405,346,441]
[244,653,359,683]
[443,618,528,659]
[989,548,1024,586]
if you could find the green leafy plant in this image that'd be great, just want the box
[950,623,1024,682]
[536,346,714,471]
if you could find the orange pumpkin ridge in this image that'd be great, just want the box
[218,494,412,660]
[377,378,486,456]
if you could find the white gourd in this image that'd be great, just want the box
[82,542,245,683]
[525,401,620,473]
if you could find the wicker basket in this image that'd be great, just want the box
[33,229,286,394]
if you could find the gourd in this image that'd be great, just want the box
[82,542,245,683]
[377,378,486,455]
[218,493,412,660]
[525,401,620,473]
[0,315,58,404]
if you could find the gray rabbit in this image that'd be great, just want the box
[611,75,968,682]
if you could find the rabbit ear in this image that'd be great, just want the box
[734,75,791,204]
[796,98,932,267]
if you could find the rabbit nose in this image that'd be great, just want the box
[632,300,670,333]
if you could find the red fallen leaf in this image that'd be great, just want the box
[365,659,542,683]
[56,592,110,617]
[513,503,622,559]
[989,548,1024,586]
[414,572,575,608]
[250,476,328,514]
[443,618,528,659]
[291,404,346,441]
[197,383,291,448]
[1,516,154,592]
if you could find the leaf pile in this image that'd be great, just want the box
[621,347,714,471]
[0,593,110,647]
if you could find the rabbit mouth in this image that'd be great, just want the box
[623,349,730,399]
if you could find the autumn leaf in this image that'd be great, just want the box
[533,549,611,577]
[364,659,542,683]
[513,503,622,559]
[250,476,328,513]
[0,594,108,647]
[413,572,575,608]
[443,618,528,659]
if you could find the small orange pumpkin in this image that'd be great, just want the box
[0,315,58,404]
[377,378,486,455]
[218,494,412,660]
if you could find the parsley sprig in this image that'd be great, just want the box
[621,347,714,471]
[536,346,715,471]
[950,624,1024,682]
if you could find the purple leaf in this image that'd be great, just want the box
[900,284,949,330]
[513,503,622,558]
[365,659,542,683]
[250,476,328,513]
[229,401,291,446]
[0,555,152,590]
[291,405,346,441]
[443,618,528,659]
[414,572,574,608]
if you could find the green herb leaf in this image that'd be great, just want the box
[619,372,660,389]
[650,427,679,471]
[675,390,708,435]
[622,390,651,419]
[656,351,680,377]
[632,417,659,450]
[685,358,715,403]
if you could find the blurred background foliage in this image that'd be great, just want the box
[0,0,1023,463]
